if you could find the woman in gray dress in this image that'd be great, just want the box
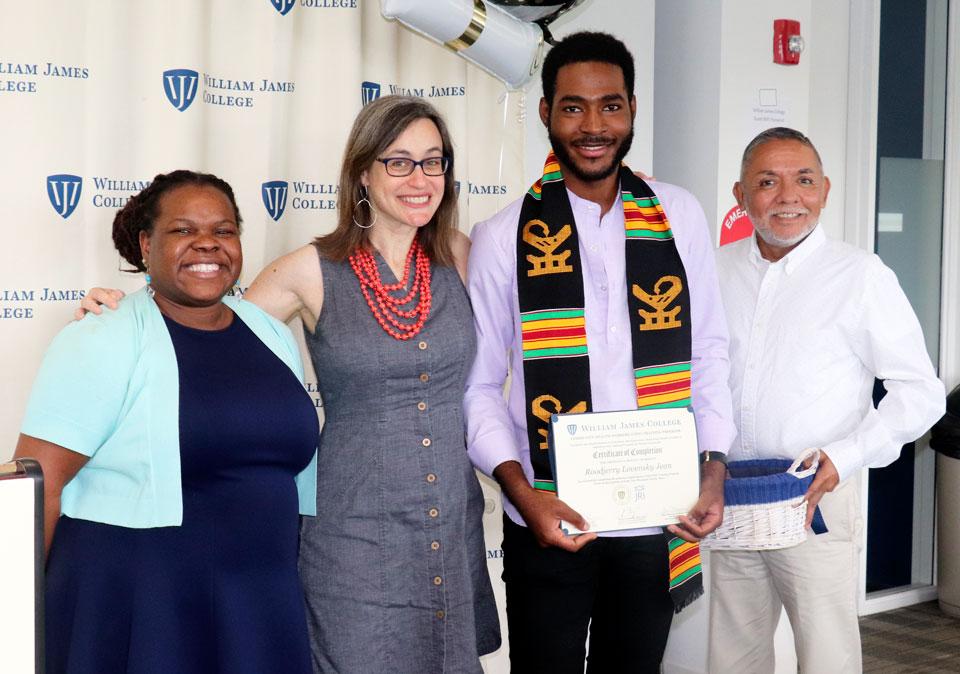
[237,96,500,672]
[80,96,500,672]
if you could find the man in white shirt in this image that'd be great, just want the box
[708,127,945,674]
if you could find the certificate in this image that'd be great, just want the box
[549,407,700,534]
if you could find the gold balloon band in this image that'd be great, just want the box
[444,0,487,52]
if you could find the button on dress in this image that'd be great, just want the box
[299,250,500,673]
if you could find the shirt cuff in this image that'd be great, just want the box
[468,429,523,479]
[820,438,861,484]
[692,413,736,456]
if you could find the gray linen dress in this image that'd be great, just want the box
[298,249,500,673]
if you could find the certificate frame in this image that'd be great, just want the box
[548,407,701,534]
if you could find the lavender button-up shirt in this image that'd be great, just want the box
[465,181,737,536]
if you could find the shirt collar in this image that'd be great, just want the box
[748,223,826,274]
[565,185,622,217]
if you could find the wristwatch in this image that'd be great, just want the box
[699,451,728,466]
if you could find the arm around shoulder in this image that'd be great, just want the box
[76,287,126,320]
[244,243,324,329]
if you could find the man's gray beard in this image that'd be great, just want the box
[753,218,817,248]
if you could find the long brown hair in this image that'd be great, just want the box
[314,95,458,266]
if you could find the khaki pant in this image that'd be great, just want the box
[708,478,863,674]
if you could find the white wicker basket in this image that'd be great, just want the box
[701,448,820,551]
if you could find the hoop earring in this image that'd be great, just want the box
[353,186,377,229]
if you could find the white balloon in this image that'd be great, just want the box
[486,0,585,25]
[381,0,544,90]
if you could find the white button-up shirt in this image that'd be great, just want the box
[716,225,945,483]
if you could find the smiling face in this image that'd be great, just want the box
[734,139,831,261]
[139,184,242,312]
[361,117,446,235]
[540,61,636,185]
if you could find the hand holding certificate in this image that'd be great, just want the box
[549,407,701,534]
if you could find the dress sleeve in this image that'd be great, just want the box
[20,312,138,456]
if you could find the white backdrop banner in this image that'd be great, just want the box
[0,1,526,670]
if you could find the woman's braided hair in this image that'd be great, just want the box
[112,170,242,272]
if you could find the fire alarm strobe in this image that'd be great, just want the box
[773,19,804,65]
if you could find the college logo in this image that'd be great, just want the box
[361,81,381,106]
[163,69,199,111]
[567,424,577,436]
[262,180,289,221]
[454,180,461,197]
[269,0,295,15]
[46,174,83,219]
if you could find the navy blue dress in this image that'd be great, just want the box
[45,312,317,674]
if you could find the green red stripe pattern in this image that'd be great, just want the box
[623,190,674,240]
[527,152,563,200]
[520,308,588,360]
[634,362,692,409]
[668,537,702,589]
[533,479,556,493]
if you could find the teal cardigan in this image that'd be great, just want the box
[21,287,318,527]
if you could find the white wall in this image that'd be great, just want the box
[653,2,723,231]
[653,1,852,245]
[714,2,812,235]
[654,0,822,245]
[807,1,851,242]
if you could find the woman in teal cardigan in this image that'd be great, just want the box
[14,170,318,674]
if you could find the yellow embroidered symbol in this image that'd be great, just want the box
[532,394,587,450]
[632,275,683,331]
[523,219,574,276]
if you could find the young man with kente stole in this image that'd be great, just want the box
[464,31,736,673]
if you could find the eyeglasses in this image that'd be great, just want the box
[375,156,452,177]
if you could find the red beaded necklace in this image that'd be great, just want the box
[348,237,433,340]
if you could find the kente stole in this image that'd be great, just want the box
[515,151,702,612]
